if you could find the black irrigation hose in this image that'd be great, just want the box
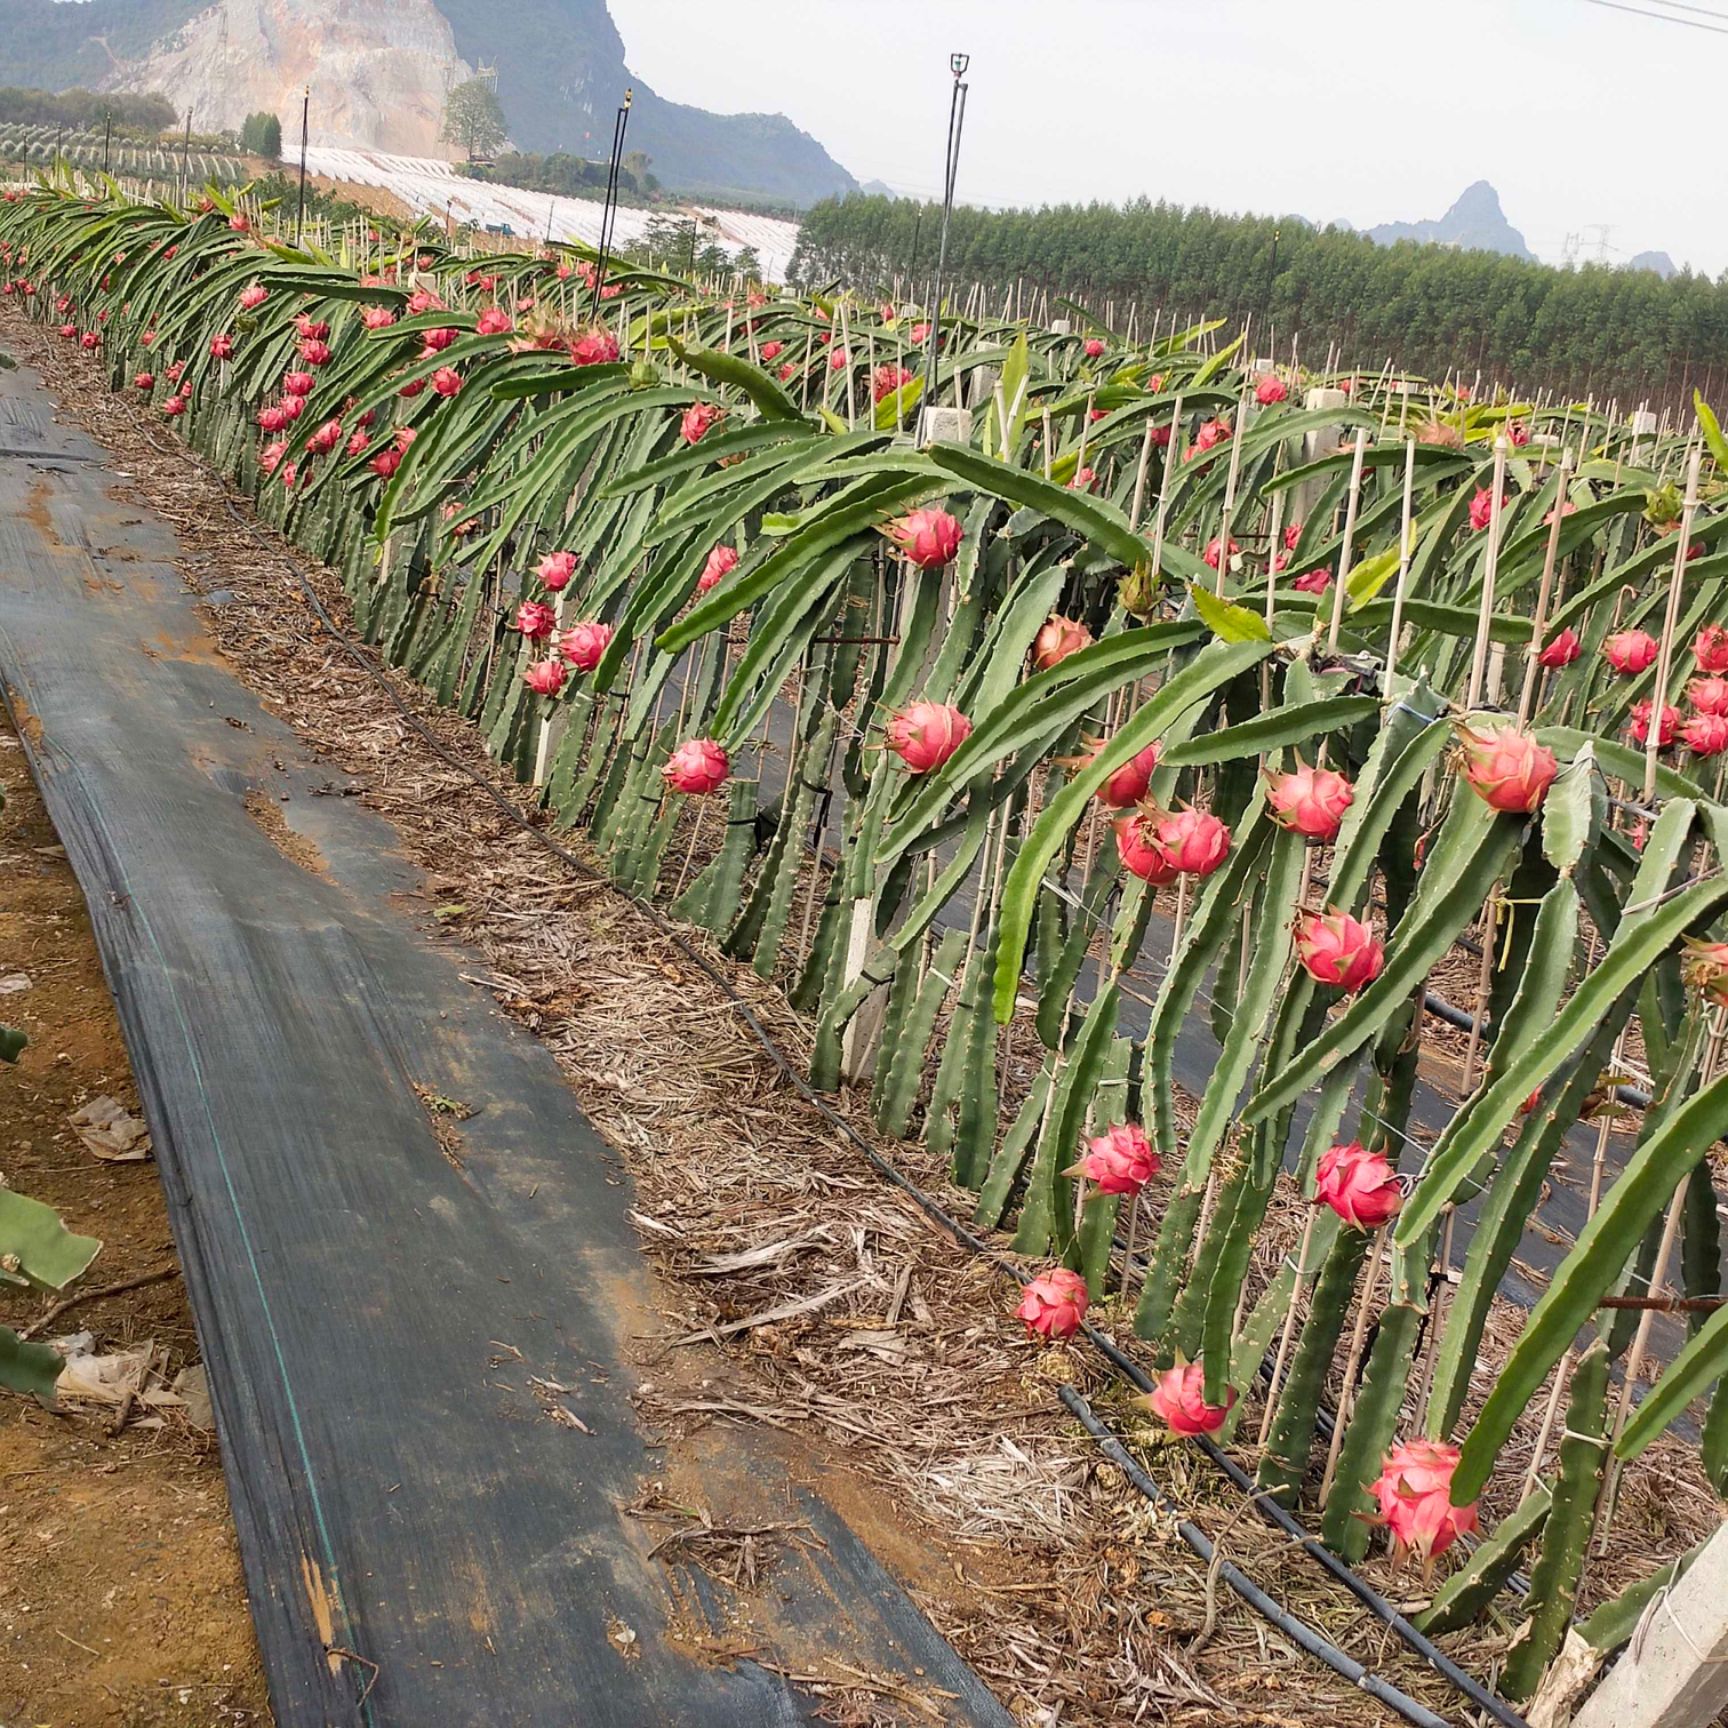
[1058,1386,1452,1728]
[1074,1317,1531,1728]
[126,393,1522,1728]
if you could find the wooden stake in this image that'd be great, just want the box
[1643,447,1703,803]
[1465,437,1511,710]
[1319,1228,1388,1503]
[1383,439,1419,689]
[1325,430,1369,654]
[1516,446,1578,727]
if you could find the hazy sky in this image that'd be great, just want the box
[609,0,1728,277]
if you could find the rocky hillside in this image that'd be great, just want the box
[0,0,855,206]
[1363,180,1535,261]
[111,0,464,157]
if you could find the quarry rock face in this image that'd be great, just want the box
[106,0,472,156]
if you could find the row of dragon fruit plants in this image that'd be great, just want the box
[4,178,1726,1704]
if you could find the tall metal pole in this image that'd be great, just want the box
[295,87,310,245]
[589,89,632,322]
[917,53,970,446]
[182,107,192,203]
[102,108,112,175]
[1261,225,1279,342]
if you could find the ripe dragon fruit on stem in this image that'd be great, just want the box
[1295,908,1384,992]
[1314,1141,1402,1230]
[663,738,730,794]
[523,658,567,697]
[1031,614,1093,670]
[885,702,971,774]
[1115,813,1180,885]
[1603,629,1658,675]
[557,622,613,672]
[1144,1361,1236,1436]
[1266,761,1353,841]
[1064,1122,1159,1196]
[1015,1268,1088,1340]
[1371,1440,1478,1562]
[1456,721,1558,813]
[883,506,963,570]
[697,545,738,594]
[1069,737,1160,808]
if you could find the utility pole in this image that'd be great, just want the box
[295,87,309,245]
[102,107,112,175]
[917,52,970,446]
[181,108,192,202]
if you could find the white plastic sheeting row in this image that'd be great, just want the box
[301,147,801,281]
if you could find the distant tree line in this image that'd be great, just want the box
[0,87,176,135]
[459,147,658,204]
[792,194,1728,409]
[239,111,282,160]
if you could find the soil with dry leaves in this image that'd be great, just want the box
[0,703,270,1728]
[6,304,1723,1727]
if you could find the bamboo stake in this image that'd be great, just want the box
[1325,430,1369,654]
[1516,447,1578,727]
[1383,440,1419,689]
[1258,1209,1319,1444]
[1465,437,1511,710]
[1150,394,1185,577]
[1213,383,1251,597]
[1319,1228,1388,1503]
[1643,447,1703,803]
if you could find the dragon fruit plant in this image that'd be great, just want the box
[6,179,1728,1711]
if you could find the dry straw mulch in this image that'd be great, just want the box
[8,307,1721,1727]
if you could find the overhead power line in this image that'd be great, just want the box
[1579,0,1728,34]
[1637,0,1728,20]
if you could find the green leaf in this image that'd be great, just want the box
[0,1189,102,1292]
[1695,391,1728,474]
[1345,537,1407,610]
[1161,695,1379,767]
[1616,1299,1728,1461]
[1396,811,1728,1246]
[656,476,931,654]
[873,371,924,431]
[1541,744,1601,876]
[0,1325,63,1402]
[1455,1064,1728,1500]
[991,638,1273,1019]
[669,339,809,422]
[1187,581,1271,643]
[923,442,1151,572]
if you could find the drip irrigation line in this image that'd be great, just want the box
[1058,1386,1453,1728]
[1075,1314,1532,1728]
[122,389,1526,1728]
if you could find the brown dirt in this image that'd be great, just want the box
[0,710,271,1726]
[241,787,329,877]
[6,304,1721,1725]
[0,311,1469,1726]
[305,175,414,226]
